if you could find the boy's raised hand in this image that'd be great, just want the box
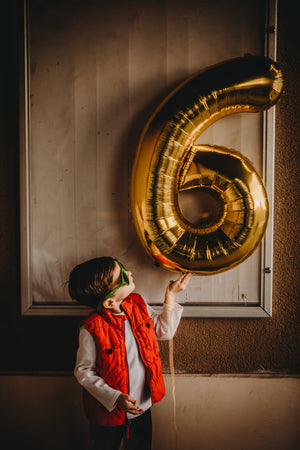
[167,272,192,294]
[117,393,144,415]
[165,272,192,306]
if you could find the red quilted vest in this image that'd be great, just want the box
[81,293,165,426]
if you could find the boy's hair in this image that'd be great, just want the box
[68,257,116,308]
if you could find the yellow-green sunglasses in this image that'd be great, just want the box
[97,259,130,311]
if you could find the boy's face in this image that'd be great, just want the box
[102,260,135,313]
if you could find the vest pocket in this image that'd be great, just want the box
[98,346,123,380]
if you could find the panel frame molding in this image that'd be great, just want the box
[19,0,278,317]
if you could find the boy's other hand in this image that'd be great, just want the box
[116,393,144,415]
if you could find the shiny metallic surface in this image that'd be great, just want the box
[131,56,283,274]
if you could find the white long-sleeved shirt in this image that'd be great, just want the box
[74,299,183,420]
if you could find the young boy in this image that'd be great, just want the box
[69,256,191,450]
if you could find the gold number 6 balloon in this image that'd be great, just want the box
[131,56,283,274]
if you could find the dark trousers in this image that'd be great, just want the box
[90,409,152,450]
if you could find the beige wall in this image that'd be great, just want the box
[0,3,299,450]
[1,374,299,450]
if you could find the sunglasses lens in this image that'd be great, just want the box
[117,260,130,286]
[123,271,130,285]
[118,260,125,270]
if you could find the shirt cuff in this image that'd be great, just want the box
[163,302,184,311]
[107,390,122,412]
